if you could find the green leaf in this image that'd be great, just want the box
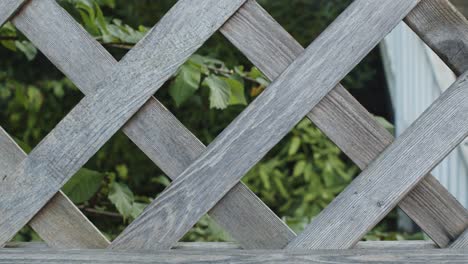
[203,75,231,109]
[130,202,147,219]
[288,136,301,156]
[15,41,37,61]
[115,164,128,180]
[108,182,134,220]
[258,165,271,190]
[169,63,201,107]
[62,168,104,204]
[293,160,306,177]
[222,77,247,106]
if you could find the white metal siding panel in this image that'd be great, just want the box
[381,22,468,208]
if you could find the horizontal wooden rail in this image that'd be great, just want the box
[0,248,464,264]
[3,241,437,250]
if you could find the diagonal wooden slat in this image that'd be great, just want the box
[221,0,468,248]
[0,0,246,246]
[0,0,26,27]
[11,0,295,249]
[451,229,468,248]
[289,0,468,248]
[405,0,468,75]
[288,71,468,249]
[0,128,110,248]
[2,0,464,254]
[110,0,420,250]
[12,0,464,250]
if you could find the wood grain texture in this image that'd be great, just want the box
[111,0,419,250]
[0,0,26,27]
[12,0,295,249]
[3,241,437,250]
[451,229,468,248]
[405,0,468,75]
[397,176,467,247]
[0,0,245,246]
[0,128,110,248]
[451,0,468,17]
[288,72,468,249]
[222,0,468,248]
[0,248,464,264]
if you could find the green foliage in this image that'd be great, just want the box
[108,181,145,221]
[244,120,359,224]
[169,62,201,107]
[60,0,147,45]
[0,23,38,61]
[168,55,253,109]
[62,168,105,204]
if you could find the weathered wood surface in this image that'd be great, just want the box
[3,241,437,250]
[397,176,467,247]
[0,128,110,248]
[288,71,468,249]
[0,0,246,246]
[222,0,468,248]
[450,0,468,17]
[451,229,468,248]
[0,0,467,256]
[111,0,419,250]
[11,0,296,249]
[0,248,464,264]
[0,0,26,27]
[406,0,468,75]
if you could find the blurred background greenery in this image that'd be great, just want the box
[0,0,422,242]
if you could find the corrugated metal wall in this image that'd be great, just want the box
[381,22,468,209]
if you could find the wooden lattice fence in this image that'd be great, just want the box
[0,0,467,263]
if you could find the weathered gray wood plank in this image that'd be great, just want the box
[288,72,468,249]
[397,175,467,247]
[0,0,245,246]
[4,241,437,250]
[405,0,468,75]
[0,0,26,27]
[221,0,468,248]
[13,0,295,249]
[451,0,468,17]
[0,248,464,264]
[111,0,419,250]
[0,128,110,248]
[451,229,468,248]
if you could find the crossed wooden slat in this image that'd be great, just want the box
[222,0,467,248]
[6,0,295,249]
[1,0,460,249]
[0,0,251,245]
[0,0,466,251]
